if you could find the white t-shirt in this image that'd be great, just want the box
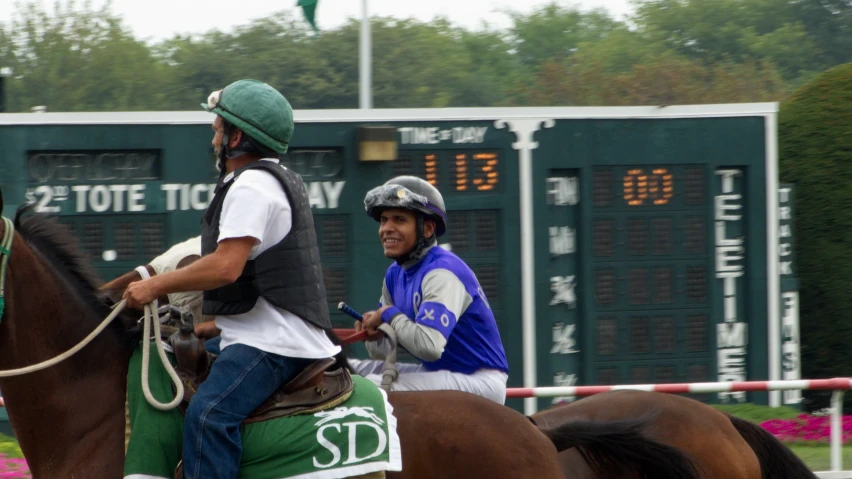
[213,159,341,359]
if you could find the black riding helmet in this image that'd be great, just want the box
[364,176,448,262]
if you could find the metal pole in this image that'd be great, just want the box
[0,67,10,113]
[831,390,844,472]
[767,110,782,407]
[359,0,372,110]
[519,142,536,416]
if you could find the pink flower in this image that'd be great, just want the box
[0,454,31,478]
[759,413,852,444]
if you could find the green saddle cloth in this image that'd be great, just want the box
[124,341,402,479]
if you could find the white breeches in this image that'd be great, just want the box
[348,358,508,405]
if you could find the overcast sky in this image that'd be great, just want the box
[0,0,635,42]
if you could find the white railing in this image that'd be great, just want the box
[507,377,852,478]
[1,378,850,477]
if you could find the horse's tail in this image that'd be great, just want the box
[538,414,701,478]
[726,414,817,479]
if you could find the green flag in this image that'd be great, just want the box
[297,0,319,33]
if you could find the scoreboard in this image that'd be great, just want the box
[0,104,799,414]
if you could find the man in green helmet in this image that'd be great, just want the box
[124,79,340,479]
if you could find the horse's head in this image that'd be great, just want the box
[0,205,150,477]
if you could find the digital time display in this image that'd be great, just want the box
[623,168,674,206]
[395,151,500,193]
[588,163,712,389]
[593,165,705,209]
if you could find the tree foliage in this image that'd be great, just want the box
[1,1,166,111]
[1,0,850,112]
[1,0,851,396]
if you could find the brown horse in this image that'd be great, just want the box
[103,235,808,479]
[0,203,701,478]
[103,238,817,479]
[532,390,817,479]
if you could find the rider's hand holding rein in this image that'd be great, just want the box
[122,237,255,310]
[357,305,392,340]
[123,279,159,310]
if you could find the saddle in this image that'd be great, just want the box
[149,309,361,479]
[167,325,353,425]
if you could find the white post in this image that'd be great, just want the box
[766,111,782,407]
[831,390,844,472]
[494,118,555,416]
[359,0,372,110]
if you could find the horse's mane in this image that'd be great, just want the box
[13,205,138,348]
[14,205,105,292]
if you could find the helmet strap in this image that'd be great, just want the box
[395,214,436,266]
[217,123,253,171]
[216,132,227,172]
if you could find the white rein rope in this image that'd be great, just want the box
[138,302,185,410]
[0,269,184,411]
[133,266,183,410]
[0,298,132,378]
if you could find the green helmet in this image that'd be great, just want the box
[201,79,294,154]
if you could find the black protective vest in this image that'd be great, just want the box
[201,160,332,331]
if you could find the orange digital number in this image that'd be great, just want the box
[453,152,499,192]
[473,153,498,191]
[623,168,673,206]
[454,153,468,191]
[424,154,438,187]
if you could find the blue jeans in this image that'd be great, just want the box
[205,336,222,355]
[182,341,314,479]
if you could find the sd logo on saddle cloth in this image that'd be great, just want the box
[124,311,402,479]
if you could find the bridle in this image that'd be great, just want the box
[0,216,15,321]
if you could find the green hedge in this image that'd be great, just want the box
[778,63,852,410]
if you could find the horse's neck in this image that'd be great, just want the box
[0,242,129,476]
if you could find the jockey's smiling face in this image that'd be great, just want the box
[378,208,435,259]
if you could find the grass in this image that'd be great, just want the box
[712,402,804,422]
[711,402,852,472]
[788,443,852,471]
[0,435,22,459]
